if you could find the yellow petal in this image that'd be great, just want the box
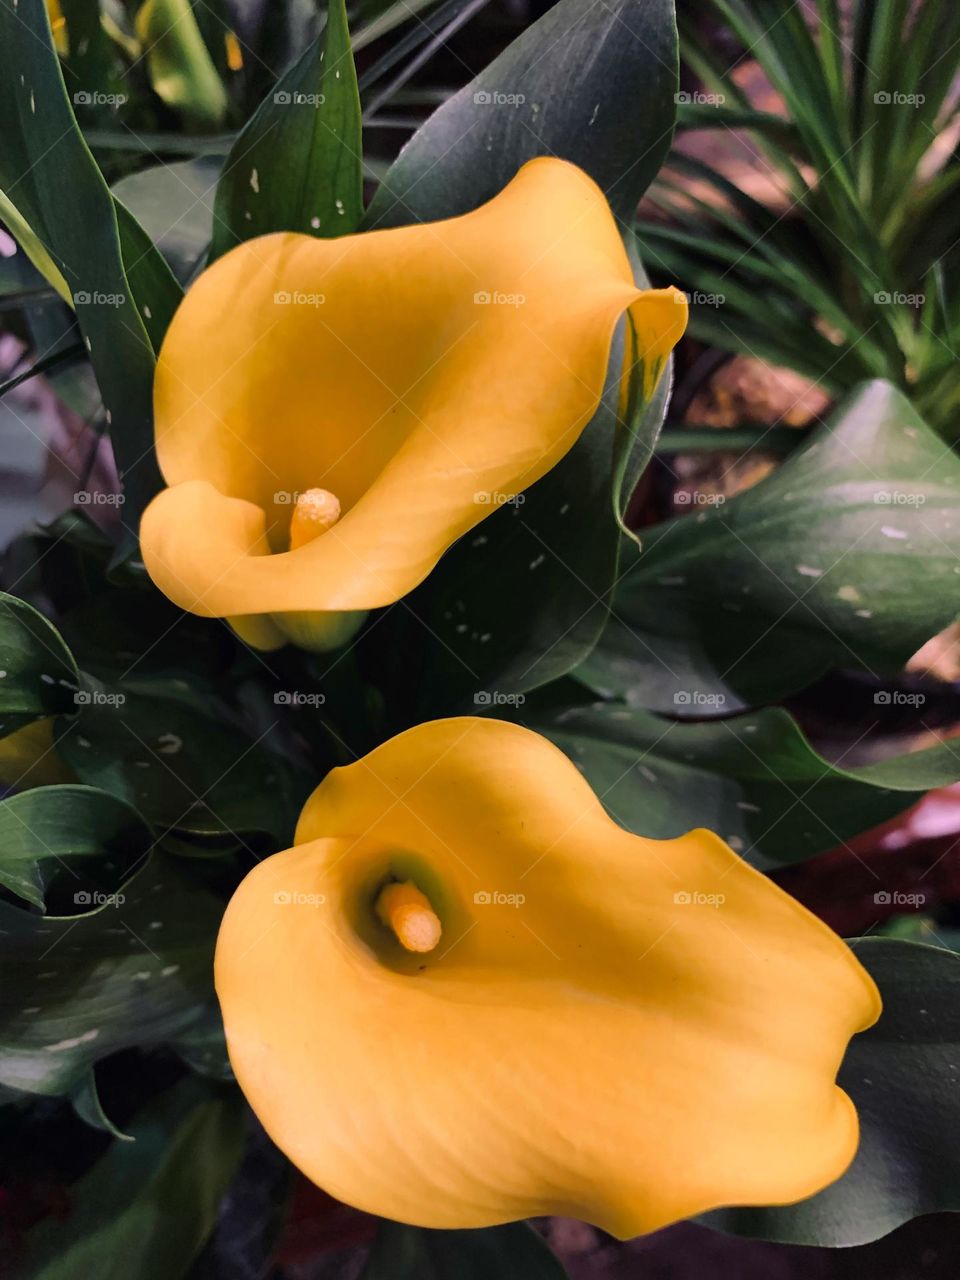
[141,159,686,629]
[0,719,74,790]
[215,717,880,1237]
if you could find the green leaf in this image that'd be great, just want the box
[112,157,223,284]
[360,1222,569,1280]
[705,940,960,1246]
[209,0,363,259]
[0,0,181,531]
[18,1078,244,1280]
[0,855,221,1096]
[0,593,78,738]
[56,677,306,841]
[535,701,960,870]
[364,0,678,228]
[382,321,647,715]
[580,380,960,712]
[0,784,152,914]
[359,0,680,714]
[70,1069,133,1141]
[135,0,229,129]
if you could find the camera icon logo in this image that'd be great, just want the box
[473,891,492,905]
[874,891,892,905]
[473,91,492,105]
[74,890,92,905]
[673,891,692,905]
[673,691,691,705]
[273,890,292,905]
[874,691,892,705]
[274,91,292,104]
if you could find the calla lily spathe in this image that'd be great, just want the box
[215,717,880,1237]
[139,158,687,650]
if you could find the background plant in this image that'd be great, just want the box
[639,0,960,435]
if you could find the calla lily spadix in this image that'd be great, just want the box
[215,717,881,1237]
[139,158,687,651]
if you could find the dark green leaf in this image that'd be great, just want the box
[580,381,960,712]
[0,0,181,532]
[0,784,152,913]
[705,940,960,1246]
[210,0,363,259]
[535,701,960,870]
[364,0,678,227]
[112,157,223,284]
[360,1222,569,1280]
[56,677,306,841]
[18,1077,244,1280]
[0,856,221,1095]
[70,1069,133,1140]
[0,593,78,738]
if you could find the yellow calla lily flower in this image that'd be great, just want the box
[140,159,687,651]
[215,717,880,1237]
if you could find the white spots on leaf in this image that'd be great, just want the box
[335,199,345,216]
[310,216,321,229]
[249,168,260,193]
[881,525,908,540]
[588,103,600,126]
[855,608,873,618]
[157,733,182,755]
[736,801,760,813]
[45,1028,99,1052]
[162,964,180,977]
[529,555,546,571]
[837,585,862,603]
[796,565,823,578]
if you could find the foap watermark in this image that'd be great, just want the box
[874,489,925,507]
[675,90,726,106]
[674,690,726,708]
[474,890,526,907]
[75,490,124,507]
[74,290,125,307]
[674,890,725,908]
[874,890,926,907]
[473,90,525,107]
[474,690,526,708]
[74,890,125,907]
[874,91,925,107]
[874,291,924,307]
[274,90,326,106]
[273,890,326,906]
[675,490,725,506]
[473,490,525,507]
[75,690,126,708]
[874,690,926,707]
[74,90,127,108]
[474,289,525,307]
[274,290,325,307]
[678,289,725,308]
[274,691,326,707]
